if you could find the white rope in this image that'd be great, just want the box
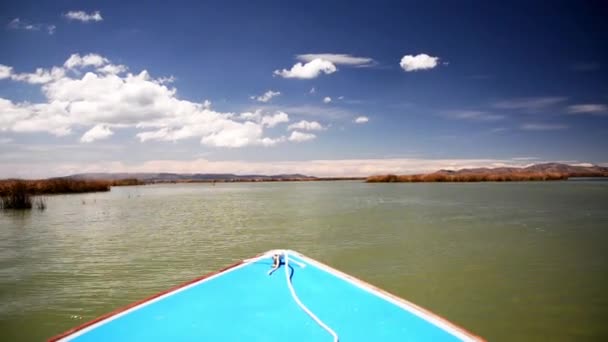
[283,252,339,342]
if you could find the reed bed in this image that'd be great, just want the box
[0,181,36,209]
[0,178,144,210]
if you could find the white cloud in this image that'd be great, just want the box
[521,123,568,131]
[442,110,504,121]
[80,124,113,143]
[567,104,607,115]
[0,158,555,179]
[323,96,332,104]
[8,18,28,30]
[251,90,281,103]
[64,11,103,22]
[0,65,13,79]
[309,87,316,94]
[296,53,374,67]
[238,110,262,121]
[236,110,289,129]
[288,131,316,142]
[354,116,369,124]
[64,53,109,69]
[0,98,72,136]
[8,18,56,35]
[493,97,567,111]
[511,157,539,161]
[260,111,289,127]
[0,54,298,148]
[197,122,269,148]
[97,64,128,75]
[400,54,439,72]
[157,75,176,84]
[255,104,355,120]
[274,58,337,79]
[288,120,324,131]
[10,67,65,84]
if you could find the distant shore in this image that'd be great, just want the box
[0,177,364,199]
[366,172,569,183]
[145,177,365,184]
[365,163,608,183]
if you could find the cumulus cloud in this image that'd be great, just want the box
[64,53,109,69]
[64,11,103,22]
[288,131,316,142]
[400,54,439,72]
[97,64,128,75]
[256,104,356,120]
[354,116,369,124]
[80,124,113,143]
[238,110,262,122]
[296,53,374,67]
[323,96,332,104]
[274,58,337,79]
[260,111,289,127]
[0,65,13,79]
[10,67,65,84]
[251,90,281,103]
[0,54,298,148]
[567,104,607,115]
[288,120,325,131]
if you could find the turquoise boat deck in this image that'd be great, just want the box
[50,250,481,341]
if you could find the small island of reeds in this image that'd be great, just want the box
[0,178,142,210]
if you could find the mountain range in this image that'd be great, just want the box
[435,163,608,177]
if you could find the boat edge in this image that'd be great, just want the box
[48,249,485,342]
[47,253,262,341]
[287,250,486,342]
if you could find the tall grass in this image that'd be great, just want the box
[110,178,143,186]
[0,178,118,210]
[0,178,112,196]
[0,181,47,210]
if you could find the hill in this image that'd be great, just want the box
[367,163,608,183]
[67,173,321,183]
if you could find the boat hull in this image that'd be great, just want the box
[50,250,483,341]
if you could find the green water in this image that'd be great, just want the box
[1,180,607,341]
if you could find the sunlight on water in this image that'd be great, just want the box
[1,181,607,341]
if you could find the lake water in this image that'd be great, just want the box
[1,180,607,341]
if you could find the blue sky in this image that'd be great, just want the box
[1,1,607,177]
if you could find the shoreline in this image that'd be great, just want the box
[0,177,366,196]
[366,173,570,183]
